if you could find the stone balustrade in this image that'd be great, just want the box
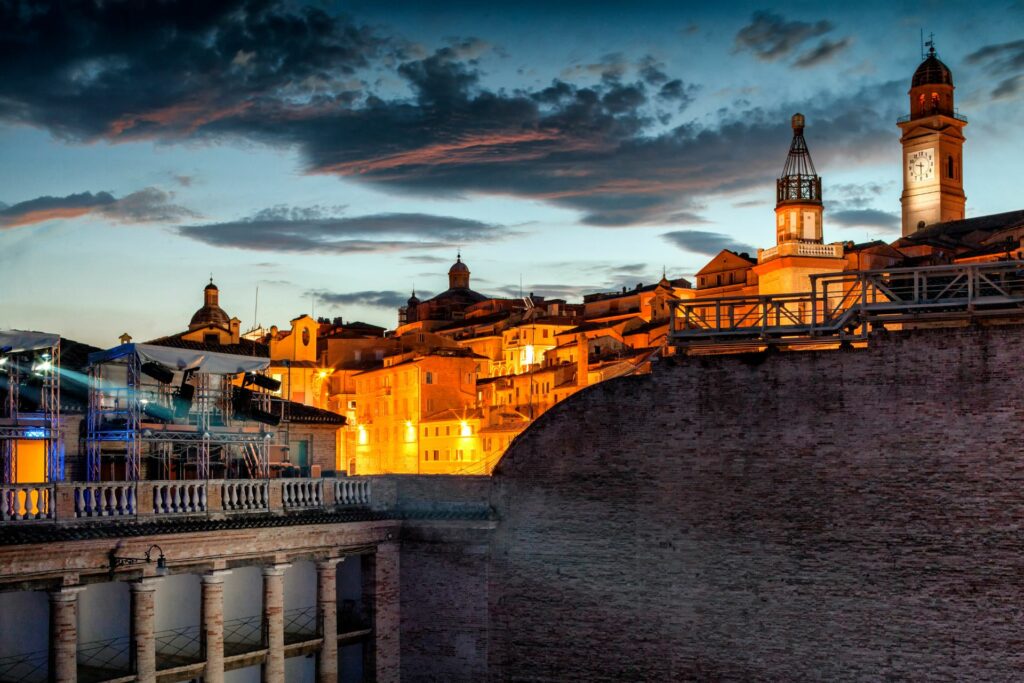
[0,477,373,525]
[0,483,54,521]
[282,478,323,509]
[335,478,371,506]
[75,482,137,518]
[153,482,207,515]
[222,480,269,512]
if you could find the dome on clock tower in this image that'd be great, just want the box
[912,45,953,88]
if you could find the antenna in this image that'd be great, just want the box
[253,283,259,328]
[519,274,523,298]
[920,28,924,61]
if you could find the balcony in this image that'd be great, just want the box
[897,109,968,124]
[758,241,844,263]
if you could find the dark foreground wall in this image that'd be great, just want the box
[488,324,1024,681]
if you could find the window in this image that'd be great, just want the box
[204,333,219,345]
[424,451,429,460]
[543,329,549,338]
[947,155,955,178]
[423,427,428,437]
[353,350,361,361]
[433,450,439,461]
[425,371,433,384]
[375,349,384,360]
[445,426,450,436]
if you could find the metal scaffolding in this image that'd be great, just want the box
[0,331,62,483]
[85,343,274,482]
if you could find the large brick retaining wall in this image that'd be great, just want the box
[488,323,1024,681]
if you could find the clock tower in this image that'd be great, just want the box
[898,42,967,236]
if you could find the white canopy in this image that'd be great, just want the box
[0,330,60,354]
[88,343,270,375]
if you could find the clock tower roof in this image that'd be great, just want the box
[912,45,953,88]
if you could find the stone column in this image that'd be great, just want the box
[202,570,231,683]
[262,564,290,683]
[49,586,83,683]
[131,579,158,683]
[375,542,401,683]
[316,559,341,683]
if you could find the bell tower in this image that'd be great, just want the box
[898,41,967,236]
[775,113,823,245]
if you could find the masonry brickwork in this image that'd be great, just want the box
[489,322,1024,681]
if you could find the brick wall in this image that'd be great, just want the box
[488,323,1024,680]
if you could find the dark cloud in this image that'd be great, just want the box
[311,289,430,309]
[967,39,1024,100]
[829,209,899,230]
[0,0,384,140]
[0,2,897,228]
[734,11,832,61]
[661,230,755,256]
[176,210,506,253]
[173,174,195,187]
[793,38,852,68]
[0,188,193,227]
[402,255,451,264]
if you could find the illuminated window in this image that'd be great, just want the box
[460,421,472,436]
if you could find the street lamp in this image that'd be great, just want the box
[108,544,168,577]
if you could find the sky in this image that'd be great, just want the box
[2,0,1023,347]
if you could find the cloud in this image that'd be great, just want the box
[0,3,899,228]
[311,289,431,309]
[966,39,1024,100]
[662,230,755,256]
[829,209,899,230]
[176,209,507,253]
[734,11,832,61]
[793,38,852,68]
[0,188,193,228]
[0,1,385,140]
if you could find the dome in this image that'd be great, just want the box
[912,52,953,88]
[449,256,470,275]
[189,279,230,329]
[407,290,421,306]
[189,304,230,328]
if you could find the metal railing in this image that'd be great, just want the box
[670,261,1024,346]
[283,606,319,644]
[77,635,131,679]
[223,614,265,656]
[155,624,203,670]
[0,648,48,683]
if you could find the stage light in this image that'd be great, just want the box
[141,362,175,384]
[244,373,282,392]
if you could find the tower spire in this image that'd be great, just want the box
[774,113,823,245]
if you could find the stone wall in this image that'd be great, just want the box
[488,323,1024,681]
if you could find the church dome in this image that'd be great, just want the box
[449,256,469,275]
[189,279,230,328]
[407,290,420,306]
[912,52,953,88]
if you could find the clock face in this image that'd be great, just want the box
[908,149,935,182]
